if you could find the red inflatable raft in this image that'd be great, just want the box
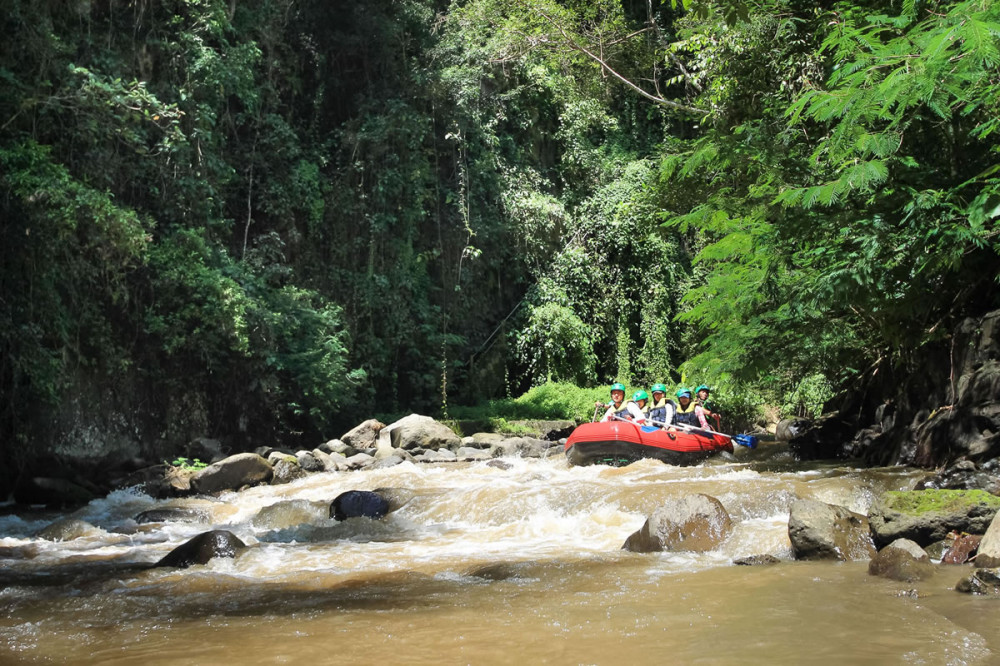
[564,421,734,466]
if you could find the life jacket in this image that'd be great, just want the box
[609,401,630,420]
[647,398,674,425]
[673,400,699,427]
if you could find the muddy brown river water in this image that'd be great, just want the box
[1,443,997,664]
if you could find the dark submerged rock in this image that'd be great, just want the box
[623,494,732,553]
[330,490,390,521]
[788,499,875,561]
[154,530,247,568]
[35,519,104,541]
[135,507,210,525]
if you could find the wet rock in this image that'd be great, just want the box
[342,419,386,451]
[271,458,307,485]
[941,533,982,564]
[868,489,1000,548]
[115,464,193,499]
[456,447,491,461]
[296,451,325,473]
[464,433,506,449]
[786,414,858,460]
[35,519,105,541]
[330,490,390,521]
[310,449,338,472]
[623,494,732,553]
[318,439,358,457]
[339,452,376,471]
[490,437,549,459]
[154,530,247,568]
[417,448,457,463]
[868,539,935,582]
[252,500,326,530]
[976,511,1000,567]
[788,499,875,561]
[522,420,576,440]
[775,418,812,441]
[135,507,210,525]
[955,568,1000,595]
[378,414,461,453]
[915,460,1000,494]
[734,554,781,566]
[189,453,273,494]
[371,455,406,470]
[486,460,513,471]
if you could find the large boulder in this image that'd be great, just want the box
[330,490,390,521]
[155,530,247,568]
[622,494,732,553]
[868,489,1000,548]
[976,512,1000,567]
[189,453,273,494]
[341,419,386,451]
[788,499,875,561]
[377,414,461,453]
[867,539,935,582]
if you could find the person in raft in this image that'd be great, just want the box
[627,390,650,425]
[596,384,646,424]
[672,387,713,431]
[645,383,675,427]
[695,384,721,430]
[596,383,628,421]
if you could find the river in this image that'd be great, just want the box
[0,442,996,664]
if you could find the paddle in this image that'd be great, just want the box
[612,414,758,448]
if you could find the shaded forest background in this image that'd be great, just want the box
[2,0,999,482]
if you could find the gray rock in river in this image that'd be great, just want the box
[867,539,935,582]
[623,494,732,553]
[189,453,273,494]
[377,414,461,453]
[867,489,1000,548]
[342,419,386,451]
[154,530,247,568]
[788,499,875,561]
[976,511,1000,568]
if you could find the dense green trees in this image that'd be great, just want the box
[1,0,998,481]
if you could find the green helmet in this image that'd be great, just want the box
[696,384,711,394]
[676,387,692,399]
[651,383,667,394]
[610,382,626,394]
[632,390,649,403]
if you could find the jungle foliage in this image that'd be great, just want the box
[1,0,998,474]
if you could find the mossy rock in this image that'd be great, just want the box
[881,489,1000,515]
[869,489,1000,548]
